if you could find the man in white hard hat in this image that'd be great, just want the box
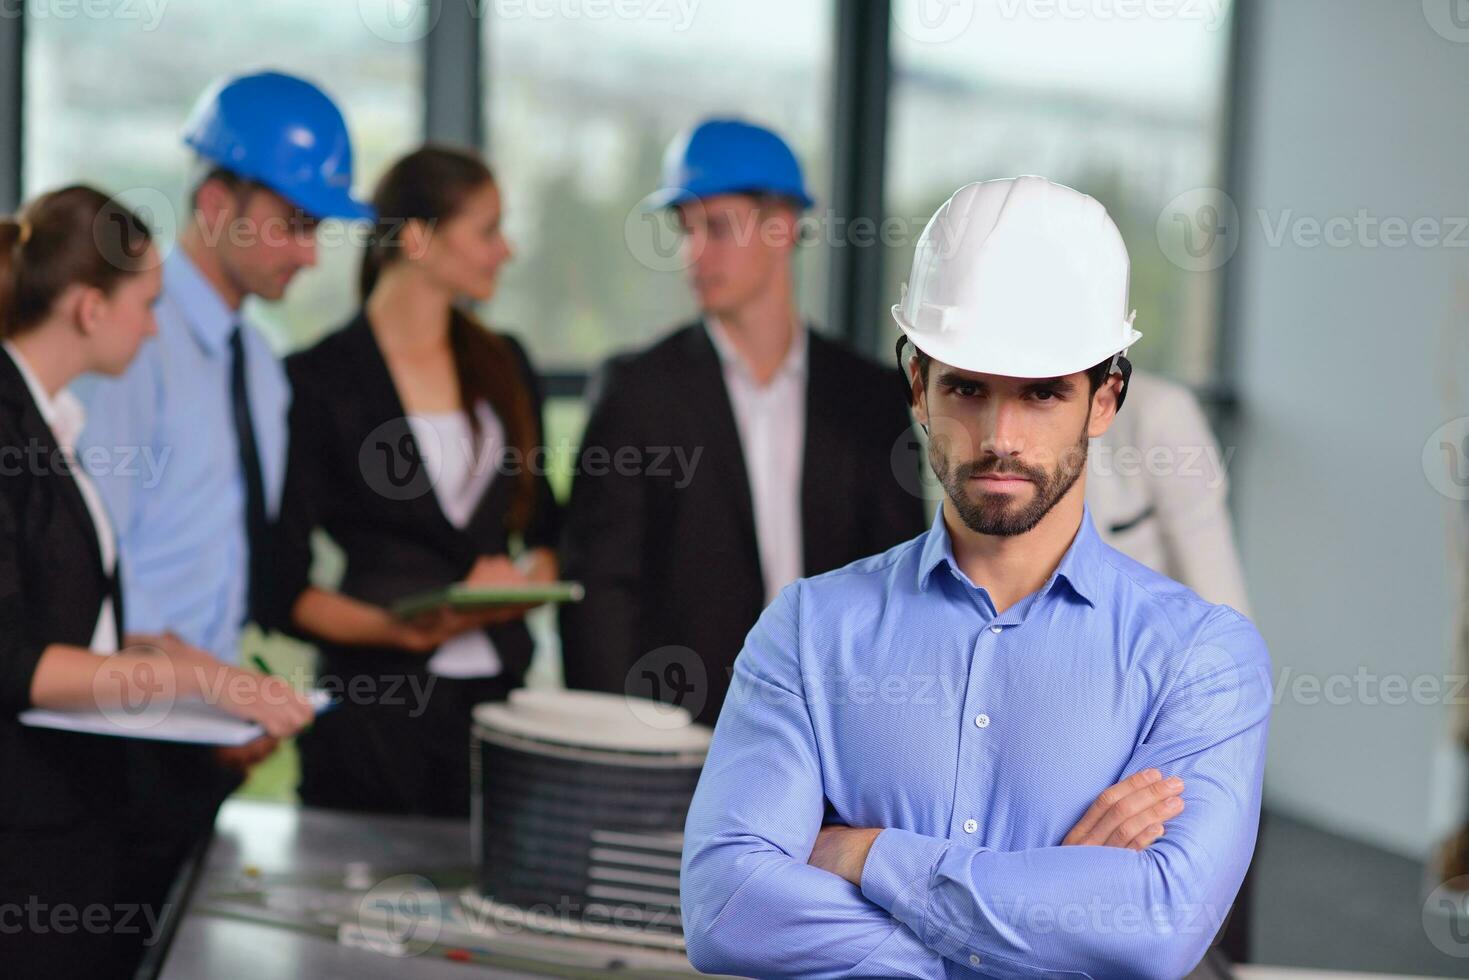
[681,176,1271,978]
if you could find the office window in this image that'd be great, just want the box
[885,0,1236,383]
[23,0,422,351]
[481,1,835,371]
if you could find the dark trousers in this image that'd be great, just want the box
[0,827,132,980]
[299,671,514,819]
[116,741,241,975]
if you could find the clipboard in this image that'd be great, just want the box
[391,581,586,620]
[19,689,337,747]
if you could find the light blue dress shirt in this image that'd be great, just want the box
[76,251,289,662]
[681,503,1271,979]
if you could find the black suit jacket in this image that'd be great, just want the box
[559,323,926,727]
[275,312,561,688]
[0,350,128,833]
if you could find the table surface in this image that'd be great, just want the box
[158,799,701,979]
[1237,970,1457,980]
[159,802,1457,980]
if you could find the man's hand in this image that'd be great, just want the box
[808,825,882,887]
[1062,768,1185,850]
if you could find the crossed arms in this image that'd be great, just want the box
[680,587,1271,979]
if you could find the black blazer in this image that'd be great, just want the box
[275,312,561,687]
[559,323,926,727]
[0,350,127,833]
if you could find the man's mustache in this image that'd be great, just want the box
[958,459,1044,482]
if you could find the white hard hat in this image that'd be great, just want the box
[893,176,1142,380]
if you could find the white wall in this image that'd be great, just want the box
[1231,0,1469,857]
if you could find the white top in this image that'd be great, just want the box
[4,342,119,653]
[1085,368,1251,616]
[704,318,809,607]
[407,401,506,678]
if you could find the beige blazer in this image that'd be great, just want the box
[1086,369,1252,617]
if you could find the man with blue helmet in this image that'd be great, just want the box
[560,118,926,728]
[84,69,373,670]
[75,69,372,932]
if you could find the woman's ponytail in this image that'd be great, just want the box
[0,217,30,338]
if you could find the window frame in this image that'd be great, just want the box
[1,0,1246,415]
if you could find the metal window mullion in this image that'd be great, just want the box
[1211,0,1253,424]
[423,0,483,147]
[0,10,23,211]
[826,0,893,357]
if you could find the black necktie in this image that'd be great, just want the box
[229,325,270,627]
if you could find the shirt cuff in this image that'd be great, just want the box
[860,827,950,931]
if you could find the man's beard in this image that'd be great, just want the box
[930,423,1089,537]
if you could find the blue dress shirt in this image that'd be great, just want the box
[76,251,289,662]
[681,503,1271,979]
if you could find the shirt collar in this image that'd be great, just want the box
[164,249,239,355]
[916,501,1101,608]
[704,315,809,385]
[2,340,86,452]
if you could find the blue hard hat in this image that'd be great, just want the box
[183,70,374,222]
[648,118,814,211]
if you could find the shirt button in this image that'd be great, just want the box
[970,953,982,966]
[989,625,1002,634]
[974,713,990,728]
[963,818,977,833]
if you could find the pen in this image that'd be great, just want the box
[249,653,322,733]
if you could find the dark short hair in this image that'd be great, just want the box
[897,337,1116,405]
[674,191,809,246]
[190,166,254,211]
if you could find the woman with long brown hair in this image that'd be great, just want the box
[275,145,561,817]
[0,186,314,976]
